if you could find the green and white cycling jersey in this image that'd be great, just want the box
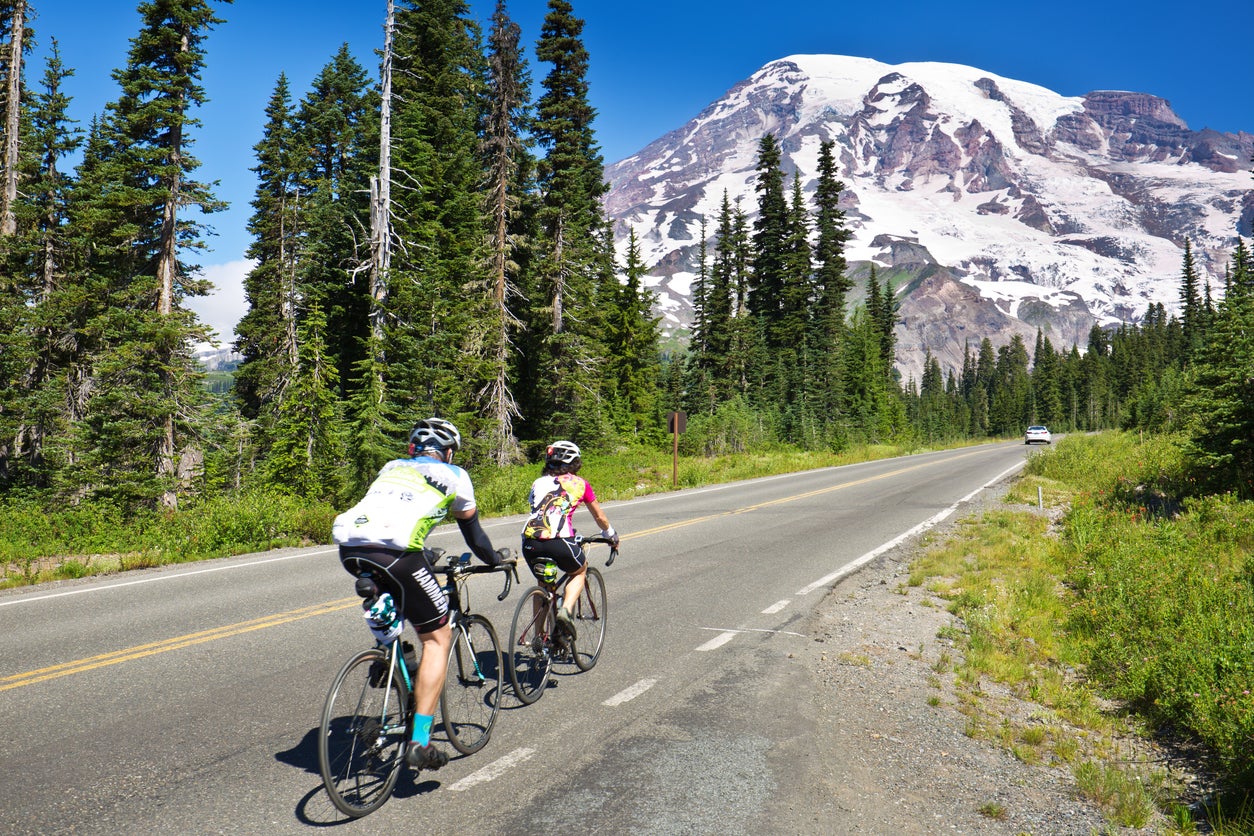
[332,455,477,551]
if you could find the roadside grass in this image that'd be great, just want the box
[0,437,977,589]
[908,431,1254,834]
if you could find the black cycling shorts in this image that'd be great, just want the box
[520,536,586,582]
[339,545,449,634]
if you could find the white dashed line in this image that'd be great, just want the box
[761,600,789,614]
[446,747,535,792]
[603,678,658,706]
[695,630,738,651]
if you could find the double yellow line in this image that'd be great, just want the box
[4,446,994,692]
[1,598,358,692]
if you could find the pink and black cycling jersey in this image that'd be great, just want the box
[522,473,596,540]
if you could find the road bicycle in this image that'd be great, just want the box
[507,535,617,705]
[317,550,516,818]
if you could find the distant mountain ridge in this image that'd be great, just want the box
[603,54,1253,381]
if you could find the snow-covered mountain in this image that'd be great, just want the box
[604,54,1253,381]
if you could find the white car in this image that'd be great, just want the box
[1024,425,1052,445]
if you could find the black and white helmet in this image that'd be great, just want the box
[409,417,462,457]
[544,440,581,470]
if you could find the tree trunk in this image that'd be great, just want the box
[369,0,394,347]
[1,0,27,236]
[155,29,189,510]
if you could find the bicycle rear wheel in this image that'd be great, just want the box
[571,566,607,671]
[318,647,409,818]
[507,587,554,704]
[441,614,502,754]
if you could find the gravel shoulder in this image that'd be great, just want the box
[786,485,1181,836]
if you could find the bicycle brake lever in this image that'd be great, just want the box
[607,548,618,567]
[498,563,516,601]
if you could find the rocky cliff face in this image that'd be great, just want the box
[604,55,1253,382]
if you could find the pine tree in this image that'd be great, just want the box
[748,133,788,333]
[65,0,227,510]
[264,301,346,501]
[235,74,299,429]
[0,0,29,236]
[1179,237,1203,359]
[1185,237,1254,495]
[811,139,851,439]
[523,0,612,443]
[602,228,660,438]
[478,0,531,464]
[292,45,376,407]
[0,43,82,488]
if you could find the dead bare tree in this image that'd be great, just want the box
[1,0,27,236]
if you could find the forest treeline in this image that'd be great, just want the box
[0,0,1251,517]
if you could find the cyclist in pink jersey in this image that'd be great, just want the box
[520,441,619,639]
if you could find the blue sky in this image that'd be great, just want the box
[27,0,1254,342]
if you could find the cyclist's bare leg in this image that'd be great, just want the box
[414,623,453,716]
[562,564,587,615]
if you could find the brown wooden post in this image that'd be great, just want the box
[667,411,686,489]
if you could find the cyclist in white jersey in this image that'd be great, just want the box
[333,417,507,771]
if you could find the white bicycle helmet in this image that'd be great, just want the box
[544,440,581,469]
[409,417,462,456]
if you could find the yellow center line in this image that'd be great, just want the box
[1,598,359,692]
[4,445,996,691]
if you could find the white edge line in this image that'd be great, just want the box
[446,747,536,792]
[0,548,339,608]
[795,459,1026,597]
[603,678,658,707]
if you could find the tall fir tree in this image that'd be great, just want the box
[602,228,660,438]
[0,43,81,488]
[523,0,612,443]
[811,139,851,440]
[384,0,487,460]
[478,0,531,465]
[64,0,227,509]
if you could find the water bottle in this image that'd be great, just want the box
[540,560,558,584]
[365,592,404,642]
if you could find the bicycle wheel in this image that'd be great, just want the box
[318,647,409,818]
[441,614,502,754]
[571,566,607,671]
[507,587,554,704]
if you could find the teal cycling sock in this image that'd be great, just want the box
[411,713,434,746]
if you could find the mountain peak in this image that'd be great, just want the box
[605,53,1253,381]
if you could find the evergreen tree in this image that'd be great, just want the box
[292,45,376,407]
[0,43,81,488]
[1179,237,1203,359]
[65,0,227,509]
[811,139,851,439]
[478,0,531,464]
[602,228,660,438]
[235,74,299,428]
[748,133,788,333]
[264,301,346,500]
[523,0,612,443]
[1185,237,1254,495]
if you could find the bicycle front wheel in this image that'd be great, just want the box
[318,647,409,818]
[507,587,554,704]
[571,566,607,671]
[441,614,502,754]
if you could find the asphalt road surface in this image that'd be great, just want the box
[0,441,1035,834]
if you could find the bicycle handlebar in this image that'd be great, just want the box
[577,535,619,567]
[429,548,518,600]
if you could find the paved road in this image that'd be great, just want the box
[0,441,1035,834]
